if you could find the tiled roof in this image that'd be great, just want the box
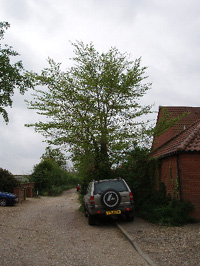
[151,120,200,158]
[182,123,200,151]
[151,106,200,158]
[152,106,200,150]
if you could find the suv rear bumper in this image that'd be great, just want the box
[87,204,134,217]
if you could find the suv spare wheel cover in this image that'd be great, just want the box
[101,189,121,208]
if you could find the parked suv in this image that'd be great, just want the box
[83,178,134,225]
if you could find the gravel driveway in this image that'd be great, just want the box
[118,217,200,266]
[0,189,148,266]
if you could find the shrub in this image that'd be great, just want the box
[135,181,195,226]
[45,185,64,196]
[116,146,195,226]
[31,158,80,196]
[0,168,20,192]
[139,198,195,226]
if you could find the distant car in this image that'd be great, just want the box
[83,178,134,225]
[0,192,18,207]
[76,184,81,192]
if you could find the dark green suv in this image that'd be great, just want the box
[83,178,134,225]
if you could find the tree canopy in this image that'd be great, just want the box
[41,146,67,170]
[0,22,32,123]
[0,168,20,193]
[26,41,152,178]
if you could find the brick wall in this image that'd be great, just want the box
[20,183,35,197]
[179,153,200,220]
[13,183,35,202]
[13,187,26,203]
[159,153,200,220]
[160,155,179,199]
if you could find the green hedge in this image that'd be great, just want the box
[31,159,80,196]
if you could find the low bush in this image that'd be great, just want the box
[135,182,195,226]
[138,198,195,226]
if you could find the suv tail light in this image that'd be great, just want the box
[129,192,134,202]
[89,196,95,205]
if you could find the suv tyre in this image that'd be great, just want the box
[126,213,134,222]
[88,214,95,225]
[101,189,121,209]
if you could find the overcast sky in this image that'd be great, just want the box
[0,0,200,174]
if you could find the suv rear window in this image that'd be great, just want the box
[94,180,128,195]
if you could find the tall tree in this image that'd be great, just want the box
[0,22,32,122]
[26,41,152,178]
[41,146,67,170]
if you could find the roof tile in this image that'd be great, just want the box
[152,106,200,150]
[151,109,200,158]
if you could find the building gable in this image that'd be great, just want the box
[152,106,200,158]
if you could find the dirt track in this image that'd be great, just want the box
[0,189,148,266]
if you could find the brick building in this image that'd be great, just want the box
[13,175,34,202]
[151,106,200,220]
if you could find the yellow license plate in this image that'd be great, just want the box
[106,210,121,215]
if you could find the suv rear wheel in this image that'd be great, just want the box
[88,214,95,225]
[125,213,134,222]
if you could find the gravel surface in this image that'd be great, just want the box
[118,217,200,266]
[0,189,148,266]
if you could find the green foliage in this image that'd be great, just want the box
[0,21,32,123]
[31,158,79,196]
[76,150,116,195]
[0,168,20,192]
[115,145,153,204]
[117,147,194,226]
[139,195,195,226]
[139,183,195,226]
[26,41,152,179]
[41,146,67,170]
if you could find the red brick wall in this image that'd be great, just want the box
[160,156,179,199]
[13,183,35,202]
[159,153,200,220]
[13,187,26,203]
[179,153,200,220]
[20,183,35,197]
